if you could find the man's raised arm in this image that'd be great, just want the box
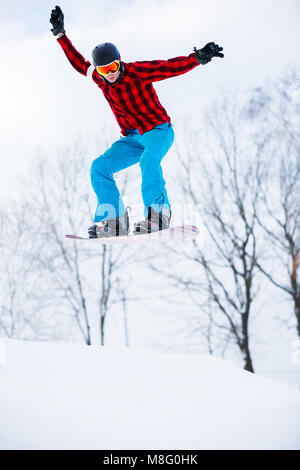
[131,42,224,83]
[50,5,92,77]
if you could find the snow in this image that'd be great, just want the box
[0,338,300,450]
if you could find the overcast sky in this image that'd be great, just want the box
[0,0,299,199]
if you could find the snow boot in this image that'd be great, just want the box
[88,210,129,238]
[133,206,171,235]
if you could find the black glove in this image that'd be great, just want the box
[50,5,65,36]
[194,42,224,65]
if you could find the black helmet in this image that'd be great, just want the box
[92,42,120,66]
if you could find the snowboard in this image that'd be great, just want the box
[65,225,199,245]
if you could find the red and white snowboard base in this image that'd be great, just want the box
[65,225,199,245]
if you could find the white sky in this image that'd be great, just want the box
[0,0,299,199]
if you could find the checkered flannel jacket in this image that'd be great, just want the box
[57,34,200,135]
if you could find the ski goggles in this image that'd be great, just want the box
[96,60,120,76]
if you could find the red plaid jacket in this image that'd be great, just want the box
[57,35,200,136]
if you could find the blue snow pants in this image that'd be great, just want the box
[90,122,175,222]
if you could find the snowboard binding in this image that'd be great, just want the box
[133,207,171,235]
[88,210,129,238]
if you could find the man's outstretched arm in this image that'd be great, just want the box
[131,42,224,83]
[50,5,92,77]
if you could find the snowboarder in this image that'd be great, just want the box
[50,5,224,238]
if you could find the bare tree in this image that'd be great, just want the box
[151,94,270,372]
[245,72,300,336]
[13,139,137,345]
[0,206,60,341]
[19,147,93,344]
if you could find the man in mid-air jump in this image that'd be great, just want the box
[50,5,224,238]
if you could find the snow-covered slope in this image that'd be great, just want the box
[0,339,300,450]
